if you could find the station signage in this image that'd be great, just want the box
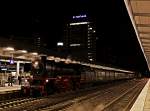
[9,58,14,64]
[0,65,7,71]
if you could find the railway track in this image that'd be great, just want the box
[101,79,146,111]
[0,97,39,110]
[0,90,21,101]
[0,79,124,111]
[0,79,146,111]
[34,79,146,111]
[0,85,104,111]
[64,78,147,111]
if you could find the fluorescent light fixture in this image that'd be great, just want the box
[65,58,71,64]
[3,47,14,51]
[60,58,66,61]
[72,61,77,64]
[20,50,27,53]
[32,52,38,55]
[16,56,26,59]
[48,56,55,60]
[55,57,61,62]
[0,59,31,63]
[17,50,27,53]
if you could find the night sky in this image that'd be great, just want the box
[0,0,149,73]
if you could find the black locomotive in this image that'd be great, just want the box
[21,56,135,96]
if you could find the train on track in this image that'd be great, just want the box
[21,56,135,96]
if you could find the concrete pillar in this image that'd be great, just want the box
[21,64,24,77]
[16,61,20,78]
[22,65,24,73]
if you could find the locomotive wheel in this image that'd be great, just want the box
[45,81,55,95]
[32,89,42,97]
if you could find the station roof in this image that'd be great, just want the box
[0,46,134,73]
[0,47,38,63]
[124,0,150,70]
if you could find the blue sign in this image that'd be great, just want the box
[9,59,14,64]
[73,14,87,19]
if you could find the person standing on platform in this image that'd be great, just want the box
[18,76,22,85]
[10,75,13,86]
[8,75,11,86]
[8,75,13,86]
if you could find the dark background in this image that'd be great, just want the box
[0,0,149,73]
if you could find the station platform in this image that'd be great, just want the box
[130,78,150,111]
[0,84,21,93]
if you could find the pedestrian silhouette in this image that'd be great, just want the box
[18,76,22,85]
[8,75,13,86]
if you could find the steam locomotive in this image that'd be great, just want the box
[21,56,135,96]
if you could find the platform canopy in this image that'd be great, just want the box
[0,47,39,63]
[124,0,150,70]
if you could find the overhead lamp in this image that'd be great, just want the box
[48,56,55,60]
[72,60,77,64]
[32,52,38,55]
[60,58,66,61]
[76,61,81,64]
[16,56,26,59]
[55,57,60,62]
[39,54,47,56]
[17,50,27,53]
[65,58,71,64]
[20,50,27,53]
[3,47,14,51]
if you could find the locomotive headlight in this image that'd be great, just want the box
[33,61,39,69]
[46,79,49,83]
[58,76,62,79]
[25,79,28,82]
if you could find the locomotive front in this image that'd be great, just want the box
[21,56,82,96]
[21,56,52,96]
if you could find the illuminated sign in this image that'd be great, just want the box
[73,14,87,19]
[70,22,89,25]
[1,68,7,71]
[9,59,14,64]
[0,66,7,71]
[57,42,64,46]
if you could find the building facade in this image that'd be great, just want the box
[64,14,96,63]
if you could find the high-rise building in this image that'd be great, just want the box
[64,14,96,63]
[32,15,41,51]
[32,32,41,50]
